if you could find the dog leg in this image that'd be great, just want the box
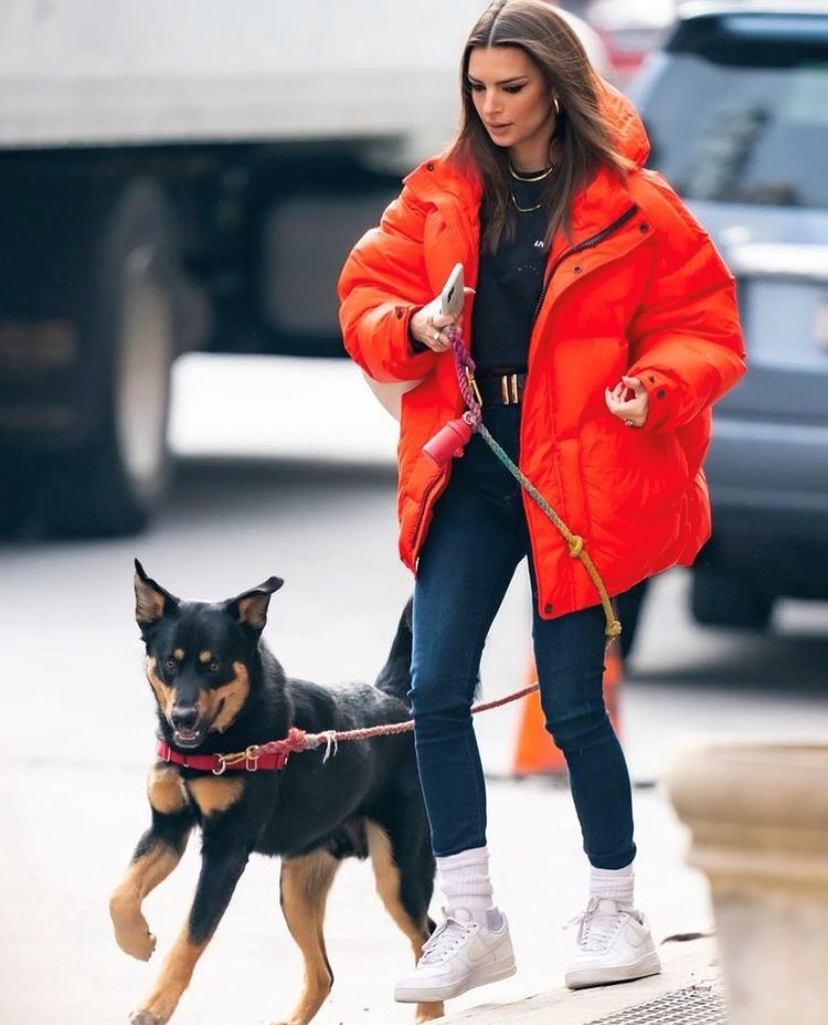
[131,839,249,1025]
[110,805,193,961]
[366,822,444,1023]
[273,850,341,1025]
[129,920,207,1025]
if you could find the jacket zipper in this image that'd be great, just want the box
[520,203,640,610]
[411,205,639,560]
[529,204,640,330]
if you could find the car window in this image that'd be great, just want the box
[641,27,828,208]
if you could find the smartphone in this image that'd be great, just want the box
[441,263,465,319]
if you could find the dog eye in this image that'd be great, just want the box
[164,656,178,672]
[208,660,221,673]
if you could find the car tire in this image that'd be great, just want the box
[690,567,773,630]
[38,180,178,537]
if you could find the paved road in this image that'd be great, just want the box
[2,355,826,1025]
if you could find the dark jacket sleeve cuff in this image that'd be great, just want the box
[637,370,675,432]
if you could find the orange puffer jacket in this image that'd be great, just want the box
[338,85,746,620]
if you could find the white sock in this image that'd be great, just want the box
[589,861,635,908]
[436,845,498,928]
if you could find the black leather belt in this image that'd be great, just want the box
[476,371,527,407]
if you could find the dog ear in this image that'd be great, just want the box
[224,576,284,631]
[134,559,180,627]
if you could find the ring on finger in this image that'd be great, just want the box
[432,330,441,342]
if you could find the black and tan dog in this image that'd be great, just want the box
[110,561,441,1025]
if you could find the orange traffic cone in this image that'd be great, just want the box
[512,640,623,777]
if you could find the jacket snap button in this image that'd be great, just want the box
[573,265,582,274]
[639,223,650,233]
[544,603,553,613]
[648,375,655,383]
[426,162,435,171]
[394,306,403,319]
[657,389,666,399]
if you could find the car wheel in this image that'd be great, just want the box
[690,567,773,630]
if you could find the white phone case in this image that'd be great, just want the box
[441,262,465,318]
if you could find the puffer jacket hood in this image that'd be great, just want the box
[339,78,746,620]
[602,77,650,168]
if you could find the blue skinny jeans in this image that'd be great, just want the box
[409,405,636,869]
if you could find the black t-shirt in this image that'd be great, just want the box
[471,175,548,373]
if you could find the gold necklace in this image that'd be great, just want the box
[509,160,555,182]
[510,192,544,213]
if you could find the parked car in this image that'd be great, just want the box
[549,4,614,80]
[587,0,676,89]
[633,3,828,630]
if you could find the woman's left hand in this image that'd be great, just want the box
[605,375,649,428]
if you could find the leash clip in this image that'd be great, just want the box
[212,754,228,776]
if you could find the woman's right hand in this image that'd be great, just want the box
[409,288,475,352]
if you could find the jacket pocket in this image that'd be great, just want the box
[580,417,690,528]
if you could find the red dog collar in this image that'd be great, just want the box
[157,740,290,774]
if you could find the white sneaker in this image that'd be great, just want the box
[565,897,661,990]
[394,907,516,1003]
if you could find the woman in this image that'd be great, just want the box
[338,0,745,1005]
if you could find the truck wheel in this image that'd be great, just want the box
[690,567,773,630]
[41,181,177,537]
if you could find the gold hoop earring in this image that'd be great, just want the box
[554,97,561,115]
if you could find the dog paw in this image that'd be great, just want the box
[116,925,157,961]
[110,896,157,961]
[130,1012,163,1025]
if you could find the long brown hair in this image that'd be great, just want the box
[447,0,633,255]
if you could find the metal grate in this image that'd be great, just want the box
[583,985,729,1025]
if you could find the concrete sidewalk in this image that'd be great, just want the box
[438,936,725,1024]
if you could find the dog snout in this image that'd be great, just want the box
[171,704,199,730]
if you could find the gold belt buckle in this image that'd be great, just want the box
[501,373,520,405]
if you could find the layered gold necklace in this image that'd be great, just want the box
[508,160,555,213]
[509,161,556,182]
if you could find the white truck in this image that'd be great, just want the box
[0,1,609,537]
[0,0,481,535]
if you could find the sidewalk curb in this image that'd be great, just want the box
[435,935,722,1024]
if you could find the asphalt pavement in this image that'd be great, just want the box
[2,355,827,1025]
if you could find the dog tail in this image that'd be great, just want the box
[374,597,414,704]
